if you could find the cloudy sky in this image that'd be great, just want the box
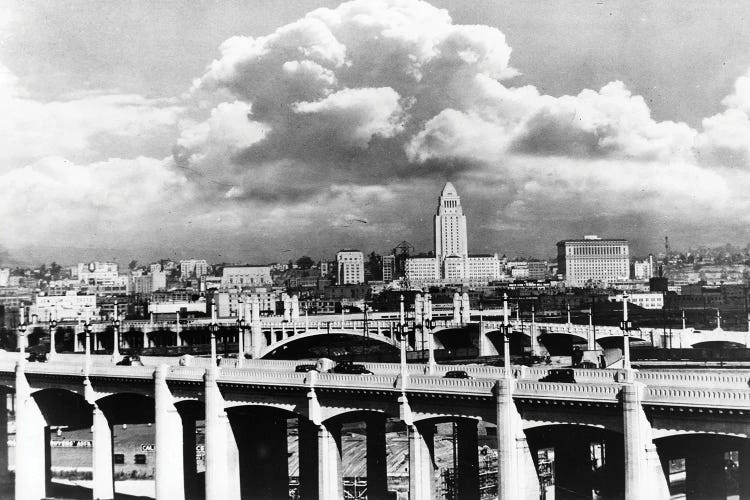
[3,0,750,265]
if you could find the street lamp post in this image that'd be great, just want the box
[112,301,121,360]
[501,293,512,379]
[84,310,92,371]
[17,308,27,358]
[399,294,408,382]
[210,304,218,366]
[48,307,57,359]
[620,294,633,376]
[236,301,245,366]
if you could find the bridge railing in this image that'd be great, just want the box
[644,386,750,409]
[515,381,621,402]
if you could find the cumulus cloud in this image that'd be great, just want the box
[0,63,183,170]
[0,156,190,247]
[8,0,750,260]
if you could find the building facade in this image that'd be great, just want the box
[180,259,208,278]
[557,236,630,287]
[382,255,396,282]
[336,250,364,285]
[33,291,97,321]
[221,266,272,287]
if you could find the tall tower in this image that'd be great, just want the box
[434,182,468,265]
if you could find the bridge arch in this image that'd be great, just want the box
[261,330,399,359]
[31,387,93,429]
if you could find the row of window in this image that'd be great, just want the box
[114,453,148,465]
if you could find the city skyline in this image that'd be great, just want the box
[4,1,750,266]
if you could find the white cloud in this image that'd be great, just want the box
[0,63,183,170]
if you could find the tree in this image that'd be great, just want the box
[296,256,314,269]
[128,260,138,270]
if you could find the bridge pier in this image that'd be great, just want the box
[204,368,241,500]
[92,405,115,500]
[318,422,343,500]
[182,416,200,494]
[14,364,49,500]
[155,365,186,500]
[622,382,670,500]
[408,422,434,500]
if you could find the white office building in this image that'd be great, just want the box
[557,236,630,287]
[221,266,272,287]
[336,250,365,285]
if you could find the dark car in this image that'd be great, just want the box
[295,364,317,373]
[331,362,373,375]
[116,355,144,367]
[539,368,576,383]
[27,351,47,363]
[444,370,472,379]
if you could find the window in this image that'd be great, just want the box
[134,454,147,465]
[114,453,125,464]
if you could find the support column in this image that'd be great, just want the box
[14,363,48,500]
[155,365,185,500]
[298,419,320,500]
[291,295,300,322]
[366,415,389,500]
[318,422,343,500]
[92,405,114,500]
[251,296,262,359]
[456,419,479,500]
[408,423,434,500]
[622,382,670,500]
[495,378,539,500]
[204,367,241,500]
[530,307,539,357]
[452,293,461,323]
[461,293,471,323]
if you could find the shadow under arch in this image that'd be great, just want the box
[653,432,749,499]
[95,392,155,425]
[31,387,93,430]
[524,423,625,500]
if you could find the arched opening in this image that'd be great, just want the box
[175,400,206,500]
[538,332,588,357]
[263,333,400,361]
[23,388,93,499]
[410,416,492,500]
[655,433,750,499]
[225,405,304,500]
[525,423,624,499]
[96,392,156,497]
[323,410,407,500]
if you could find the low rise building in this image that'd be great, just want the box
[221,266,272,288]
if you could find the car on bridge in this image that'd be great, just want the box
[295,364,317,373]
[331,362,373,375]
[444,370,472,379]
[116,355,144,367]
[539,368,576,383]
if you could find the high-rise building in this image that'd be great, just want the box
[336,250,364,285]
[557,235,630,287]
[434,182,468,265]
[382,255,396,282]
[406,182,500,284]
[180,259,208,278]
